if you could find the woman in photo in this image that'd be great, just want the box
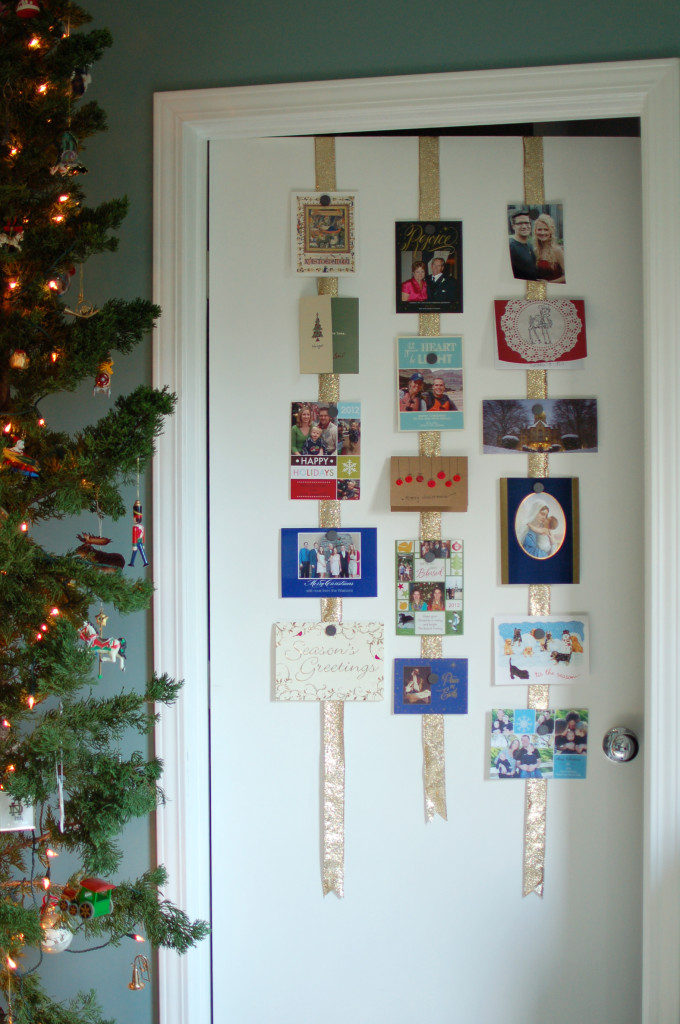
[348,543,358,578]
[430,586,445,611]
[533,213,565,283]
[291,404,313,454]
[404,668,431,703]
[316,544,327,578]
[506,737,521,777]
[410,587,428,611]
[329,546,341,578]
[517,501,556,558]
[401,259,428,302]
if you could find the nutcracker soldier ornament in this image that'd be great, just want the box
[129,499,148,567]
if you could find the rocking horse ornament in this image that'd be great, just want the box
[78,621,126,675]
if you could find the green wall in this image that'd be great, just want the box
[55,0,678,1019]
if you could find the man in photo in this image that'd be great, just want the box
[299,541,310,578]
[424,377,457,412]
[316,405,337,453]
[399,372,427,412]
[339,544,350,577]
[508,209,538,280]
[426,256,458,303]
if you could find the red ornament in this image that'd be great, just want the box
[405,475,412,483]
[437,471,446,479]
[427,479,435,488]
[16,0,40,16]
[395,478,403,486]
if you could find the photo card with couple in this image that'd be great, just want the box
[506,202,565,284]
[394,658,468,715]
[489,707,589,780]
[290,401,361,501]
[281,528,377,598]
[395,539,463,636]
[396,336,464,432]
[395,220,463,314]
[500,477,580,585]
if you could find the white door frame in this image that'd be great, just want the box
[152,59,680,1024]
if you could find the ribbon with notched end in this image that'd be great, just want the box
[523,136,549,897]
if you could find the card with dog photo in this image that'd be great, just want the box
[290,401,361,500]
[395,539,463,636]
[281,528,377,598]
[394,658,468,715]
[493,615,589,685]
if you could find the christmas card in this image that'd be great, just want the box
[290,401,361,500]
[394,658,468,714]
[299,296,359,374]
[397,335,464,431]
[281,528,377,597]
[395,539,463,636]
[274,622,384,701]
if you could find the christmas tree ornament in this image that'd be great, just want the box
[128,953,150,991]
[0,221,23,253]
[93,354,113,395]
[64,265,99,319]
[2,439,39,477]
[70,66,92,97]
[16,0,40,17]
[78,621,127,674]
[8,350,29,370]
[46,267,75,295]
[59,877,115,920]
[129,461,148,567]
[0,791,34,832]
[39,898,73,954]
[75,535,125,571]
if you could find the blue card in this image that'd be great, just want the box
[394,658,468,715]
[281,527,377,598]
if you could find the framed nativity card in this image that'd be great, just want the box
[500,477,580,585]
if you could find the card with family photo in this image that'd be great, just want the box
[394,658,468,715]
[494,298,587,368]
[395,539,463,636]
[483,399,598,453]
[290,401,361,501]
[281,528,377,598]
[396,336,464,431]
[506,203,565,283]
[395,221,463,314]
[500,477,580,585]
[488,707,588,781]
[493,615,589,686]
[292,191,357,275]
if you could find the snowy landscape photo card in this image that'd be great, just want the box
[482,399,598,454]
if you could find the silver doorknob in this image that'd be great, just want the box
[602,727,639,763]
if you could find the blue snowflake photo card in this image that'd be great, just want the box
[489,707,588,780]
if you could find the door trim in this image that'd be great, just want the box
[153,59,680,1024]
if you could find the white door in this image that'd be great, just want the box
[207,133,642,1023]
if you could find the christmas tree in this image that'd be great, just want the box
[0,2,208,1021]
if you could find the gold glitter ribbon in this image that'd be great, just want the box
[417,136,446,821]
[315,137,345,897]
[523,136,549,897]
